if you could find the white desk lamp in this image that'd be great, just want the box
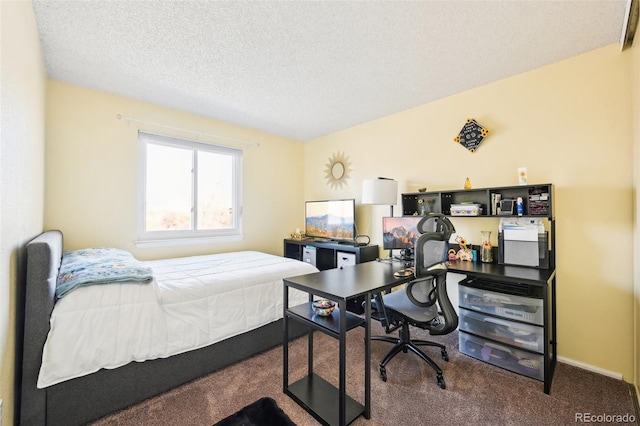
[362,176,399,260]
[362,177,398,217]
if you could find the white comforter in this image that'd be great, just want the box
[37,251,317,388]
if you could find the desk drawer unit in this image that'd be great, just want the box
[458,279,547,382]
[459,333,544,381]
[459,309,544,353]
[459,285,544,326]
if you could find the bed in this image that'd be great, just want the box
[18,230,317,425]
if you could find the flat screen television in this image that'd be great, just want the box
[305,199,356,242]
[382,216,422,250]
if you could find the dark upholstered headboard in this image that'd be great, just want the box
[21,230,63,426]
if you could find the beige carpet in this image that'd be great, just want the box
[91,323,637,426]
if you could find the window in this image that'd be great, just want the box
[137,132,242,245]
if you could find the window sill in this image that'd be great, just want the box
[134,234,244,248]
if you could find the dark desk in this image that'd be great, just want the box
[283,261,411,426]
[448,260,556,286]
[447,260,557,393]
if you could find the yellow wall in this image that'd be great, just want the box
[305,44,635,380]
[0,2,47,424]
[632,33,640,398]
[45,81,306,260]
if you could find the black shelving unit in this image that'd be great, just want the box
[283,239,379,270]
[285,302,366,425]
[402,183,553,218]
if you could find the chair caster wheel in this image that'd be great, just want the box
[380,366,387,382]
[441,349,449,362]
[437,374,446,389]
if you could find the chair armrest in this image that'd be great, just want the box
[426,263,447,273]
[372,292,401,334]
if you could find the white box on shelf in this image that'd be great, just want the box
[450,203,482,216]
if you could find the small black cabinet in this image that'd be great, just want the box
[283,239,379,270]
[284,239,379,314]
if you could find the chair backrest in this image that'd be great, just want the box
[410,214,458,335]
[416,213,455,237]
[414,214,454,276]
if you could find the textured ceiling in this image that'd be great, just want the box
[32,0,629,141]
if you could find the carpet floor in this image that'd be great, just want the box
[90,323,637,426]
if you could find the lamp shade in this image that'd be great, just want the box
[362,178,398,205]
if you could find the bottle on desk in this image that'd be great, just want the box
[516,197,523,216]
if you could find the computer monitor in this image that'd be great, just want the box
[382,216,422,251]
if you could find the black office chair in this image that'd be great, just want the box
[372,213,458,389]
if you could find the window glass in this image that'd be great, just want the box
[138,132,242,244]
[197,150,234,230]
[146,143,192,231]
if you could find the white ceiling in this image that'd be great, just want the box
[32,0,629,141]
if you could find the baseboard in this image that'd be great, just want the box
[557,356,624,381]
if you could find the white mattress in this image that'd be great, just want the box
[37,251,317,388]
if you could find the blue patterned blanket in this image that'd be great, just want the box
[56,247,154,298]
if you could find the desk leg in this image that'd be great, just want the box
[552,275,557,368]
[283,285,289,391]
[543,283,550,394]
[364,293,371,419]
[308,293,314,377]
[544,275,557,394]
[339,299,347,426]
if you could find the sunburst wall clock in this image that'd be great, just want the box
[324,152,352,189]
[454,118,490,153]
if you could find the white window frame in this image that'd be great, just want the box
[136,131,243,247]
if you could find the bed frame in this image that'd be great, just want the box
[18,230,306,425]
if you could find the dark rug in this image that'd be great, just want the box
[213,397,296,426]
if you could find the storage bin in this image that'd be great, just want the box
[459,308,544,353]
[459,285,543,325]
[303,246,317,267]
[459,331,544,380]
[450,203,482,216]
[498,231,549,269]
[337,251,356,268]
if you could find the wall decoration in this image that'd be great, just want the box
[518,167,528,185]
[454,118,489,153]
[324,151,352,189]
